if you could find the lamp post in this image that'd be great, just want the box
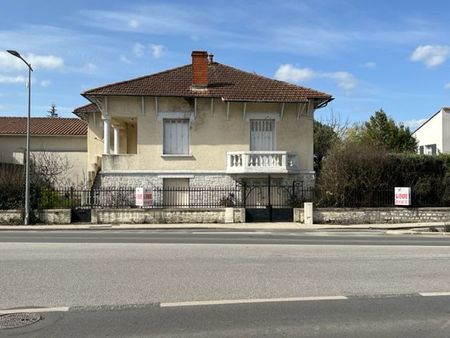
[7,50,33,225]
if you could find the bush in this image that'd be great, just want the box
[317,142,450,207]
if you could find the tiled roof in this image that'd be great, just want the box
[73,103,99,120]
[0,117,87,136]
[83,63,332,104]
[73,103,99,114]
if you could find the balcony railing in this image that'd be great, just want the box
[226,151,299,174]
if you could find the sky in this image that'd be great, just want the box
[0,0,449,130]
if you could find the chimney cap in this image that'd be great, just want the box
[191,51,208,57]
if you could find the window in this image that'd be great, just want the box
[163,119,189,155]
[250,119,275,151]
[424,144,437,155]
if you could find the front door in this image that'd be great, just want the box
[250,119,275,151]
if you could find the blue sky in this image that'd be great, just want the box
[0,0,449,129]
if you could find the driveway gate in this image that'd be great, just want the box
[242,178,304,222]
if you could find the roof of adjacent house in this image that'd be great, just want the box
[82,62,332,104]
[412,107,450,134]
[0,117,87,136]
[73,103,98,120]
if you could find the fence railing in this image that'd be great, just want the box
[2,185,449,210]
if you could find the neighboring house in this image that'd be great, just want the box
[0,117,88,187]
[413,107,450,155]
[74,51,333,190]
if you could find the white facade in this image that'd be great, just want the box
[413,107,450,155]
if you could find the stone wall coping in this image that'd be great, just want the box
[96,208,229,212]
[295,207,450,211]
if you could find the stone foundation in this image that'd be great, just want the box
[294,207,450,224]
[92,208,246,224]
[96,172,315,188]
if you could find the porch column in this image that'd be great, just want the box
[103,118,111,154]
[113,126,121,155]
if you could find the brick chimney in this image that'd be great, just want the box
[191,51,208,89]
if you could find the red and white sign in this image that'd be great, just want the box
[135,188,153,207]
[395,187,411,206]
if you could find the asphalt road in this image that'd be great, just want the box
[1,229,450,245]
[1,230,449,337]
[4,295,450,337]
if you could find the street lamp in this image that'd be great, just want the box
[7,50,33,225]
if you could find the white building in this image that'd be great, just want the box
[412,107,450,155]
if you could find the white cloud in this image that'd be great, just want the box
[133,43,145,57]
[364,61,376,68]
[119,55,132,64]
[28,53,64,70]
[150,44,164,59]
[402,118,427,130]
[40,80,51,87]
[274,64,357,91]
[445,83,450,89]
[0,51,64,71]
[325,71,358,91]
[128,19,140,29]
[410,45,450,68]
[0,75,27,84]
[83,63,96,74]
[274,64,316,83]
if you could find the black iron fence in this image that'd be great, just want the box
[35,186,243,210]
[2,185,449,210]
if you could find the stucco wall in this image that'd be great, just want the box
[0,134,87,187]
[413,109,443,153]
[91,96,314,173]
[442,110,450,153]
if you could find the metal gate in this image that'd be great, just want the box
[242,178,302,222]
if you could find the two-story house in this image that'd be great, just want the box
[413,107,450,155]
[74,51,332,193]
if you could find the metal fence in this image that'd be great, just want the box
[2,186,449,210]
[35,186,243,210]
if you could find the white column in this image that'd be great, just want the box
[113,126,121,155]
[103,118,111,154]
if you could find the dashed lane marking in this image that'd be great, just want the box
[0,307,69,315]
[160,296,348,307]
[419,292,450,297]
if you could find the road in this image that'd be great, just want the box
[1,230,449,337]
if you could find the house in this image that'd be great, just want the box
[413,107,450,155]
[74,51,333,192]
[0,116,88,187]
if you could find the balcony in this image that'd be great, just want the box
[226,151,299,174]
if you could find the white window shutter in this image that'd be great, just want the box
[164,119,189,154]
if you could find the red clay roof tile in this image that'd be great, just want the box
[82,62,332,104]
[0,117,87,136]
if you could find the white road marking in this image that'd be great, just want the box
[160,295,348,307]
[191,231,272,235]
[0,307,69,315]
[419,292,450,297]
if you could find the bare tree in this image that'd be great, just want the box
[30,151,72,187]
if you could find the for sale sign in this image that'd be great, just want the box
[135,187,153,207]
[395,187,411,206]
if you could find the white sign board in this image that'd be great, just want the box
[135,188,153,207]
[395,187,411,206]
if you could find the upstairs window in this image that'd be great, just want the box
[163,119,189,155]
[250,119,275,151]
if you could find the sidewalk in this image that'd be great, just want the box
[0,222,448,231]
